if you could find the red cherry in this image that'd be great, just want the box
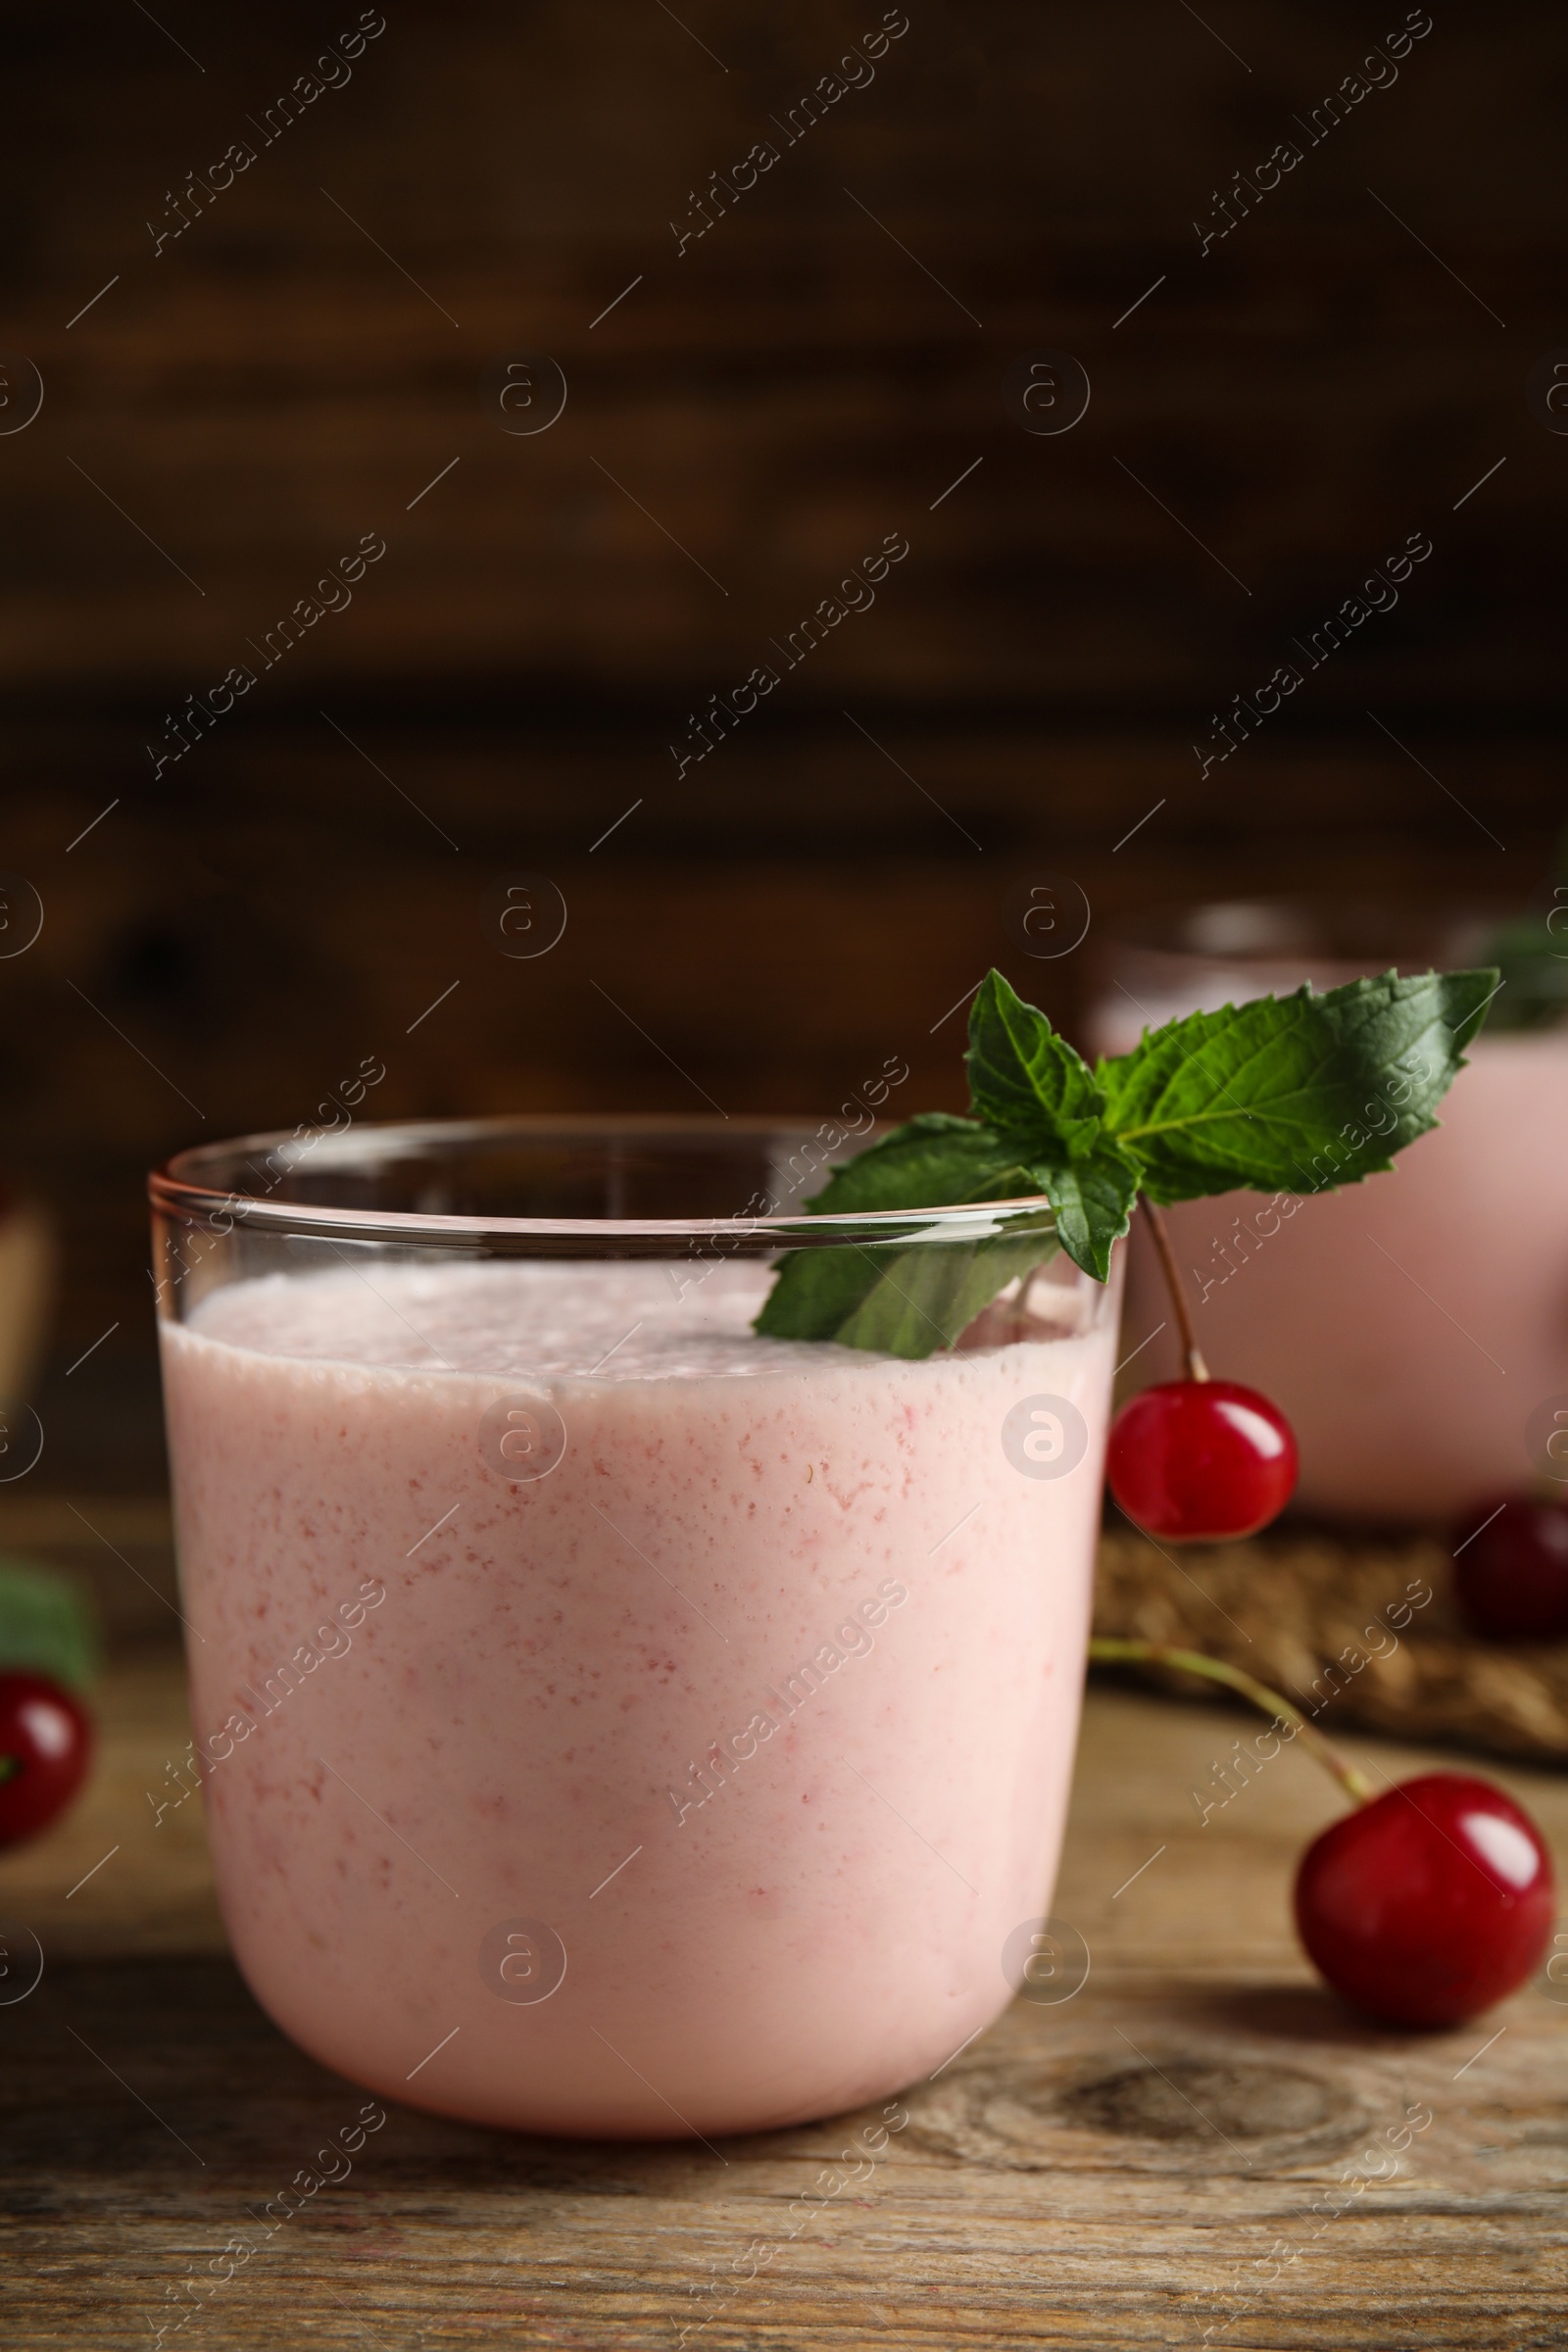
[1106,1378,1298,1541]
[1452,1495,1568,1642]
[0,1673,94,1849]
[1296,1772,1555,2028]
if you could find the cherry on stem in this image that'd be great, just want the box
[1105,1202,1298,1542]
[1089,1636,1373,1806]
[1294,1771,1554,2029]
[1090,1637,1555,2028]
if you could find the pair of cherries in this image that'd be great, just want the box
[1099,1211,1556,2030]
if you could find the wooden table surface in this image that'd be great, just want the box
[3,1639,1565,2352]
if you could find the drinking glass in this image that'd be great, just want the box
[150,1117,1121,2137]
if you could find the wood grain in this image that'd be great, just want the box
[1,1648,1564,2349]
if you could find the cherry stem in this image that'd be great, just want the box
[1088,1636,1377,1808]
[1141,1200,1208,1381]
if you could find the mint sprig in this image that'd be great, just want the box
[755,963,1497,1356]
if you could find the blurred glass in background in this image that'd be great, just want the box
[1088,898,1568,1521]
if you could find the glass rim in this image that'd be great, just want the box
[148,1113,1060,1248]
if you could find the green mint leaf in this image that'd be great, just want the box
[1022,1139,1144,1282]
[754,1115,1058,1354]
[0,1555,100,1690]
[755,1219,1054,1355]
[1097,966,1499,1203]
[965,970,1105,1154]
[958,974,1141,1276]
[788,1112,1028,1218]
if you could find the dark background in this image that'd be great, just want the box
[1,0,1563,1492]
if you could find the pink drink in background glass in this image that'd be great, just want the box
[1088,903,1568,1522]
[151,1122,1120,2138]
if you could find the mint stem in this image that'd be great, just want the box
[1088,1636,1376,1807]
[1142,1200,1208,1381]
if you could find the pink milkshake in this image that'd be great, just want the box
[154,1125,1119,2138]
[1090,905,1568,1520]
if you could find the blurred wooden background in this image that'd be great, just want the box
[0,0,1564,1489]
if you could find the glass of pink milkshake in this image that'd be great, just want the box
[1088,901,1568,1522]
[150,1117,1121,2139]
